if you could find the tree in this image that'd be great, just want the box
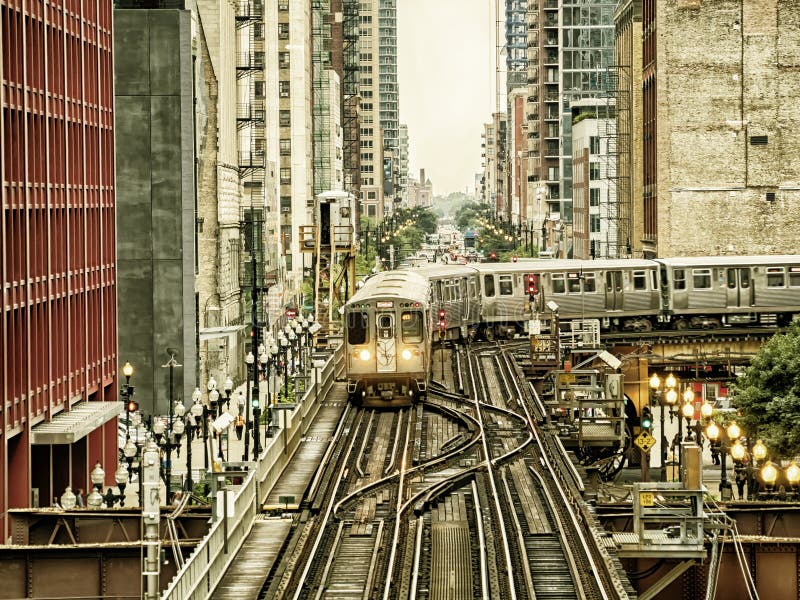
[733,321,800,458]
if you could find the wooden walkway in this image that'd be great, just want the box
[212,383,348,600]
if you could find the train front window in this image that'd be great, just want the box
[347,312,369,345]
[401,311,423,342]
[378,314,394,339]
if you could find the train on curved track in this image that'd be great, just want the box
[344,255,800,407]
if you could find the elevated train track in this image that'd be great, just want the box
[260,344,634,599]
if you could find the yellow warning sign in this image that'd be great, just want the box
[634,431,656,453]
[639,492,655,507]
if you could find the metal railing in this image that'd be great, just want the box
[160,345,343,599]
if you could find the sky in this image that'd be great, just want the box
[398,1,496,197]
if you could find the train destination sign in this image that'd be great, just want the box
[376,301,394,308]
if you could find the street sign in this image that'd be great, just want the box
[639,491,655,507]
[634,431,656,453]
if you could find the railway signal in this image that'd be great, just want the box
[438,309,446,338]
[527,274,538,301]
[641,406,653,432]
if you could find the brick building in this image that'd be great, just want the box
[1,0,119,537]
[644,0,800,257]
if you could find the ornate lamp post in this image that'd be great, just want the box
[244,352,255,460]
[706,420,741,500]
[87,462,105,509]
[280,333,290,401]
[188,390,204,490]
[266,343,279,436]
[649,373,678,478]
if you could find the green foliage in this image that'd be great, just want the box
[572,111,595,125]
[732,321,800,458]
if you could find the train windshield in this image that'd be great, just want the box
[401,311,423,342]
[347,311,369,345]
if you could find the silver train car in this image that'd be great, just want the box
[345,255,800,408]
[344,270,432,407]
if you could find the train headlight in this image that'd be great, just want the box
[359,349,371,361]
[401,349,412,360]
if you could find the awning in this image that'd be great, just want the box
[31,401,121,445]
[199,325,247,342]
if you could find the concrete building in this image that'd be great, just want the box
[406,169,432,209]
[399,124,409,204]
[194,0,278,391]
[313,0,344,194]
[359,0,384,220]
[115,8,197,415]
[571,100,616,259]
[508,88,529,227]
[644,0,800,257]
[1,0,120,535]
[330,0,361,205]
[613,0,643,257]
[275,0,314,288]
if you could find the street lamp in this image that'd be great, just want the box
[706,420,741,500]
[188,390,204,490]
[245,352,255,460]
[649,373,678,478]
[87,461,105,509]
[280,334,290,401]
[61,487,77,510]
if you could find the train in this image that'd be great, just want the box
[343,255,800,407]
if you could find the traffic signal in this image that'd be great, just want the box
[489,252,497,262]
[641,406,653,431]
[527,274,538,300]
[512,255,518,263]
[438,309,446,329]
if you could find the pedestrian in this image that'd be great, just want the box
[237,391,245,416]
[234,414,245,441]
[735,468,747,500]
[710,442,721,465]
[76,488,85,508]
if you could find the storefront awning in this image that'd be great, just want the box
[31,401,121,445]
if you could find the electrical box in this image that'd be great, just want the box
[681,443,703,489]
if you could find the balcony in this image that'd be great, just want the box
[236,101,265,121]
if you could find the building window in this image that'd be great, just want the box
[280,168,291,183]
[367,191,376,199]
[367,204,376,217]
[590,215,600,232]
[254,81,265,98]
[279,52,290,68]
[590,136,599,154]
[590,188,600,207]
[280,196,291,210]
[279,110,290,127]
[278,23,289,38]
[279,81,290,97]
[589,163,600,180]
[280,139,291,155]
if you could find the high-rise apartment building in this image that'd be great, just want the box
[1,0,119,536]
[378,0,399,159]
[359,0,384,220]
[526,0,561,226]
[506,0,529,93]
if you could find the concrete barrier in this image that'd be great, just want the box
[161,344,343,600]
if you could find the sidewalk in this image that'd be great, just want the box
[120,374,308,507]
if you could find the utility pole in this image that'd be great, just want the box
[142,437,161,600]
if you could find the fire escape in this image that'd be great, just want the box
[236,0,275,331]
[342,0,360,214]
[598,65,632,259]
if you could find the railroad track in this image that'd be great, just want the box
[261,343,633,599]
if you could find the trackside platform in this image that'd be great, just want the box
[211,384,348,599]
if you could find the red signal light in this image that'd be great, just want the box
[512,255,518,263]
[527,274,538,297]
[438,309,446,329]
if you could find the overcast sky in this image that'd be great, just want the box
[398,1,495,197]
